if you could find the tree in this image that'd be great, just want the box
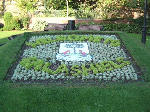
[94,0,147,19]
[44,0,66,10]
[15,0,38,16]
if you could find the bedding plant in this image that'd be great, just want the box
[10,34,140,82]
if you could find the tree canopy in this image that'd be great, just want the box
[14,0,149,19]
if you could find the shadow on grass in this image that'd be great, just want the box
[0,31,33,45]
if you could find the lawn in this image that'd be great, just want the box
[0,31,29,44]
[0,31,150,112]
[118,32,150,81]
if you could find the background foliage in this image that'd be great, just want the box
[15,0,38,15]
[2,12,30,31]
[13,0,148,19]
[1,0,150,31]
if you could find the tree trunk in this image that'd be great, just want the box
[2,0,5,14]
[66,0,69,18]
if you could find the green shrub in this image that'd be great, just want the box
[3,24,14,31]
[3,12,14,31]
[21,16,30,29]
[12,17,21,30]
[76,22,142,33]
[130,16,150,33]
[3,12,13,22]
[32,20,48,31]
[75,4,96,19]
[102,20,142,33]
[3,12,21,31]
[131,16,144,26]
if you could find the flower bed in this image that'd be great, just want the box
[10,34,139,82]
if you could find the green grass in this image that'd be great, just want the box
[0,31,29,44]
[118,32,150,81]
[0,31,150,112]
[0,83,150,112]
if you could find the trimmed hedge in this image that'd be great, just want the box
[76,22,142,33]
[102,23,142,33]
[76,17,150,33]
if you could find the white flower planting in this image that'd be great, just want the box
[89,42,126,62]
[23,44,58,62]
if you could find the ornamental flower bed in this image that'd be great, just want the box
[10,34,140,82]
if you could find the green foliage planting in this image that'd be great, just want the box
[20,57,130,76]
[70,65,81,76]
[104,38,120,47]
[26,35,120,48]
[26,38,53,47]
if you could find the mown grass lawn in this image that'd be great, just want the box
[0,31,150,112]
[0,31,29,44]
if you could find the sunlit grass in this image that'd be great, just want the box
[0,31,31,44]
